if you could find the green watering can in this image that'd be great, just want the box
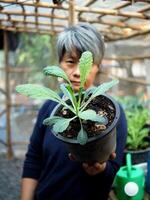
[115,153,145,200]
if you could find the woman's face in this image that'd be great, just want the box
[60,52,99,91]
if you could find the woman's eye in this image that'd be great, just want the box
[66,60,75,64]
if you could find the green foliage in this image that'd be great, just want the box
[77,126,88,145]
[116,95,150,150]
[16,51,119,145]
[15,34,57,84]
[53,117,75,133]
[78,109,105,123]
[79,51,93,88]
[16,84,60,100]
[126,109,149,150]
[16,84,75,113]
[43,116,63,126]
[60,83,77,112]
[16,34,54,68]
[91,80,119,99]
[81,79,119,111]
[43,66,71,84]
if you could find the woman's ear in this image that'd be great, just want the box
[96,64,100,74]
[94,65,101,85]
[98,64,101,72]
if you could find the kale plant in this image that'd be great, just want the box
[16,51,119,145]
[126,108,150,150]
[115,94,150,150]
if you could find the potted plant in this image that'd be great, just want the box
[16,51,120,163]
[116,95,150,164]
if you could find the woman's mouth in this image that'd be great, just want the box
[71,81,80,86]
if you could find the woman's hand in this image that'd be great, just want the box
[69,152,116,176]
[82,162,106,176]
[82,152,116,175]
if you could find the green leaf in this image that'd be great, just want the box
[77,126,88,145]
[80,79,119,112]
[43,116,63,126]
[91,79,119,99]
[84,86,96,99]
[60,83,77,111]
[125,108,149,150]
[78,109,106,123]
[43,66,70,84]
[79,51,93,88]
[53,117,73,133]
[16,84,62,103]
[66,84,78,108]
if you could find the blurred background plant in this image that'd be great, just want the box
[116,93,150,150]
[126,108,149,150]
[13,33,58,88]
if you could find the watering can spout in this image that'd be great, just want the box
[125,154,139,197]
[126,153,132,178]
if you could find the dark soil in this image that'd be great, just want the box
[58,95,116,138]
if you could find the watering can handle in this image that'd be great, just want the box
[126,153,132,178]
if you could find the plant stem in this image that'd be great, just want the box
[80,95,93,112]
[77,87,83,112]
[60,100,76,114]
[79,118,83,131]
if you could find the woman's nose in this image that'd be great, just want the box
[73,65,80,77]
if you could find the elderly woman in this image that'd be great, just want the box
[21,23,127,200]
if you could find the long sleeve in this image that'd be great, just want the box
[22,100,56,179]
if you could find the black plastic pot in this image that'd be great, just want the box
[144,123,150,142]
[123,148,150,165]
[50,94,120,163]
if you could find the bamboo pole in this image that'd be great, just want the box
[2,16,148,37]
[108,28,150,42]
[0,0,135,8]
[0,24,125,41]
[0,19,65,28]
[97,1,132,23]
[79,0,131,18]
[101,71,150,86]
[35,0,39,32]
[4,31,13,159]
[1,2,149,19]
[104,55,150,61]
[80,17,150,31]
[75,6,148,19]
[3,15,148,34]
[68,0,75,26]
[78,0,97,18]
[1,10,68,20]
[125,0,150,2]
[0,0,67,9]
[0,25,60,35]
[0,0,149,41]
[0,0,147,9]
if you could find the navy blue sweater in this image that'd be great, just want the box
[22,100,127,200]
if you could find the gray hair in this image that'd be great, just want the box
[57,23,105,65]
